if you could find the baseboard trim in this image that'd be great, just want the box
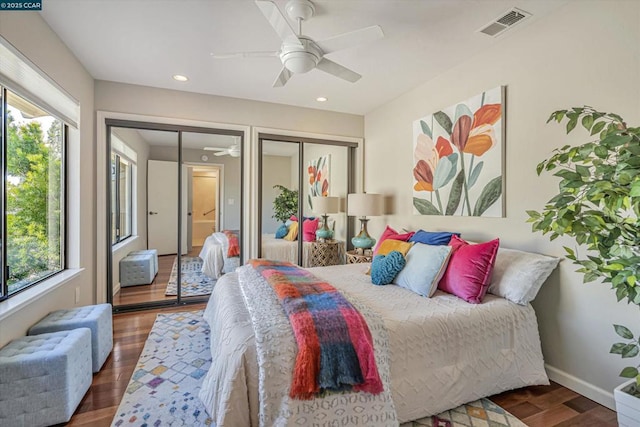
[545,364,616,410]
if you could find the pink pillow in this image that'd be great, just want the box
[302,218,319,242]
[438,235,500,304]
[373,225,415,254]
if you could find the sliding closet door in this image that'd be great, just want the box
[260,140,300,265]
[109,127,179,308]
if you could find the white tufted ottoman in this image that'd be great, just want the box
[28,303,113,373]
[0,329,92,427]
[119,253,156,286]
[127,249,158,275]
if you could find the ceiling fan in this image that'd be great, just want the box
[212,0,384,87]
[204,144,240,157]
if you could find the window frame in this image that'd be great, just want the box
[0,86,68,301]
[111,151,134,245]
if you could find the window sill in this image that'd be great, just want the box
[112,235,139,253]
[0,268,84,322]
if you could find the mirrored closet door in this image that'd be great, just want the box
[106,121,243,311]
[258,134,355,268]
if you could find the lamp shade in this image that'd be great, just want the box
[347,193,384,217]
[311,196,340,214]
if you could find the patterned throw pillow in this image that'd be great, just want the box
[371,251,406,285]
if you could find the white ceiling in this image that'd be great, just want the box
[40,0,568,115]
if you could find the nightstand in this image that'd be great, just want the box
[346,250,373,264]
[307,240,345,267]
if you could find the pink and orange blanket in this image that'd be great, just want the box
[222,230,239,258]
[249,259,383,399]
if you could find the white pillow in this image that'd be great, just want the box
[393,243,452,297]
[488,247,560,305]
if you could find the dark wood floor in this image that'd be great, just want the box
[67,305,618,426]
[112,247,203,306]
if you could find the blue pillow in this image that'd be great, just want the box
[371,251,406,285]
[393,243,452,297]
[409,230,460,246]
[275,224,289,239]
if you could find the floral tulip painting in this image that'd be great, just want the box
[307,154,330,210]
[412,86,505,217]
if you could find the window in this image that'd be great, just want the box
[2,90,66,297]
[111,153,132,244]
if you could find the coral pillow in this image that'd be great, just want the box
[302,218,319,242]
[373,225,415,254]
[371,251,406,285]
[283,221,299,241]
[438,235,500,304]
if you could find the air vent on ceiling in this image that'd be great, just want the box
[478,7,531,37]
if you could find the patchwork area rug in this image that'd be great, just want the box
[111,311,213,426]
[112,311,526,427]
[165,256,215,297]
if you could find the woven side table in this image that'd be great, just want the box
[308,240,345,267]
[346,250,373,264]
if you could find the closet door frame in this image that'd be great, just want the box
[257,133,357,265]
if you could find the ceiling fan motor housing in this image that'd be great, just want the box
[279,36,321,73]
[285,0,315,21]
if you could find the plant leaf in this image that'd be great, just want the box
[446,170,464,215]
[434,111,453,136]
[420,120,432,139]
[473,176,502,216]
[622,344,640,359]
[566,117,578,134]
[591,120,606,136]
[468,161,484,188]
[413,197,442,215]
[621,367,639,378]
[615,324,634,340]
[581,114,594,131]
[611,343,627,354]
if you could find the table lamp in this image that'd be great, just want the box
[311,196,340,241]
[347,193,384,251]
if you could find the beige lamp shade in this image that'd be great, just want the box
[347,193,384,217]
[311,196,340,214]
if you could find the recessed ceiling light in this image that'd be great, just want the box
[316,97,328,102]
[173,74,189,82]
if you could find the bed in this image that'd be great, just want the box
[198,231,240,279]
[260,234,314,267]
[198,259,551,426]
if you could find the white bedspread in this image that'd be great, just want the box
[199,263,548,425]
[199,232,239,279]
[261,234,313,267]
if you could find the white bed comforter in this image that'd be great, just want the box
[199,263,548,426]
[199,233,239,279]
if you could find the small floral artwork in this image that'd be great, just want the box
[412,86,505,217]
[307,154,330,210]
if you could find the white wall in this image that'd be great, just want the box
[364,0,640,408]
[0,13,95,346]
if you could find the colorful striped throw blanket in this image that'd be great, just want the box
[222,230,240,257]
[249,259,383,399]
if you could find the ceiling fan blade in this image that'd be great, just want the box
[316,25,384,54]
[213,151,228,156]
[316,58,361,83]
[272,67,293,88]
[255,1,302,47]
[203,147,227,151]
[211,51,279,59]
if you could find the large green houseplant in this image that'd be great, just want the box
[526,107,640,398]
[272,185,298,224]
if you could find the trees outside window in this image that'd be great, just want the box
[3,90,65,296]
